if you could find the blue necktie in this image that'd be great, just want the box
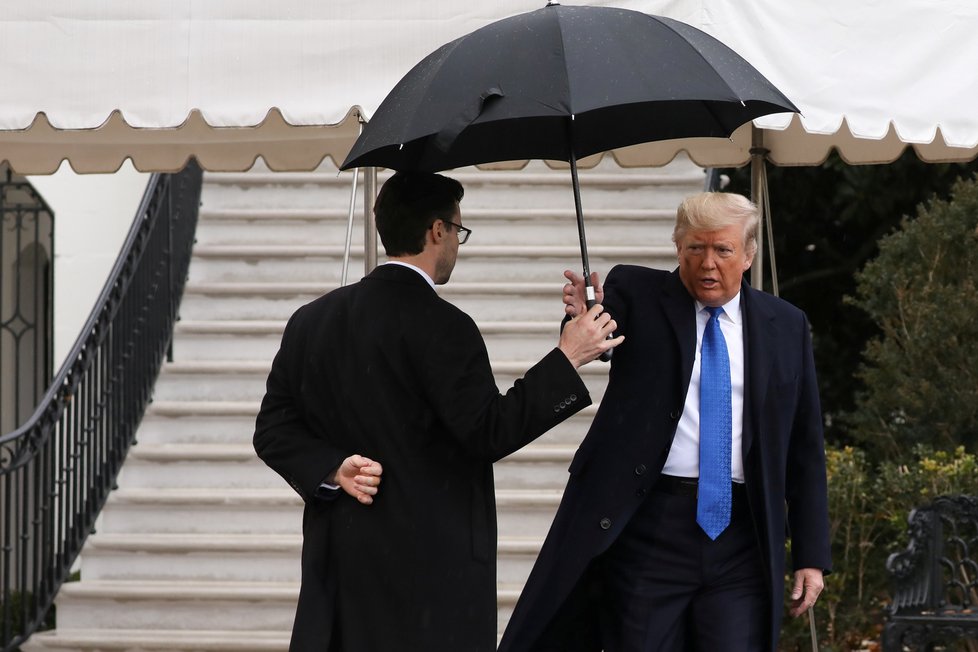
[698,306,732,540]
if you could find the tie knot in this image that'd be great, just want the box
[706,306,724,322]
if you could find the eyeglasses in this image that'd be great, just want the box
[443,220,472,244]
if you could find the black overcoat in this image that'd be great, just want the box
[254,264,590,652]
[498,265,831,652]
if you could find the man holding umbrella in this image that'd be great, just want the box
[499,192,830,652]
[254,171,623,652]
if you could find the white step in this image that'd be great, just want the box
[137,403,259,446]
[195,206,677,247]
[79,533,301,583]
[118,442,574,492]
[198,158,704,214]
[179,281,578,323]
[53,581,300,631]
[79,531,545,587]
[24,629,290,651]
[497,537,545,587]
[32,580,526,642]
[99,488,303,536]
[140,401,596,447]
[186,243,675,284]
[116,444,284,490]
[172,319,564,362]
[151,358,610,404]
[97,487,563,540]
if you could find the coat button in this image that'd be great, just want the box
[559,401,567,408]
[669,409,681,420]
[634,464,647,476]
[599,517,612,530]
[636,488,647,497]
[553,405,561,413]
[570,394,577,402]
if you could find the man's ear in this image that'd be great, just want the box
[429,219,445,244]
[743,247,755,271]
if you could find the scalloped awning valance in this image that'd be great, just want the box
[2,0,976,174]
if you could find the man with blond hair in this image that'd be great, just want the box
[500,192,831,652]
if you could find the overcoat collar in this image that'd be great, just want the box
[365,262,438,293]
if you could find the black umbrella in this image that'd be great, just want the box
[341,2,798,328]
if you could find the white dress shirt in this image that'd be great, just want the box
[661,292,745,483]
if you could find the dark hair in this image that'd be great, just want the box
[374,172,465,256]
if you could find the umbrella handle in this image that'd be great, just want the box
[584,291,613,363]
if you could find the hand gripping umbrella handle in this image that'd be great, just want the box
[583,279,613,363]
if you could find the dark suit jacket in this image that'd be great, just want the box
[498,265,831,652]
[253,264,591,652]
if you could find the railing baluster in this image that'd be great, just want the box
[0,163,203,650]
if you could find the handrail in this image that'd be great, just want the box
[0,162,203,651]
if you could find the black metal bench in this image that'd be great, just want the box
[883,494,978,651]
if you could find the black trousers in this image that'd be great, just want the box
[597,477,768,652]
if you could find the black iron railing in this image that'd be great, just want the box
[0,162,203,651]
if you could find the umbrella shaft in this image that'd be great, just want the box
[569,153,593,287]
[569,145,612,362]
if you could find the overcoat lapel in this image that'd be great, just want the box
[741,281,776,457]
[660,271,697,401]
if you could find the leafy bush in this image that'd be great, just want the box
[779,445,978,651]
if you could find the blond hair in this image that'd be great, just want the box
[672,192,759,256]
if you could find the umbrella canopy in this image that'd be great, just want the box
[341,4,797,172]
[341,4,799,363]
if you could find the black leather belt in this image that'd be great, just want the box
[654,474,746,498]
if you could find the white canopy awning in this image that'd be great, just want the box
[3,0,977,173]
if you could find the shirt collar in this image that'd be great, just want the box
[384,261,435,289]
[695,291,742,325]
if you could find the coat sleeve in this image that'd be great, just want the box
[784,313,832,573]
[598,265,632,338]
[254,307,348,502]
[417,309,591,463]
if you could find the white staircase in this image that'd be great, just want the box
[25,156,704,650]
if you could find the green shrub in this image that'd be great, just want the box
[779,445,978,651]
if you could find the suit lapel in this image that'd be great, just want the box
[741,281,776,457]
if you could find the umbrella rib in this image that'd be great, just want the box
[653,17,750,110]
[551,7,576,159]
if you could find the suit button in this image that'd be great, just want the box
[570,394,577,402]
[599,518,612,530]
[559,401,567,408]
[553,405,561,413]
[636,488,647,497]
[634,464,647,476]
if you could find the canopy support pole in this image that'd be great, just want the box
[749,126,780,296]
[750,127,765,291]
[341,165,360,287]
[363,166,378,274]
